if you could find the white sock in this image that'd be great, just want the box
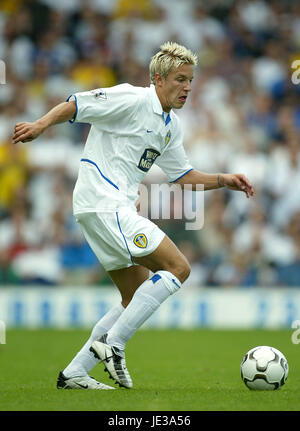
[106,270,181,351]
[63,302,124,378]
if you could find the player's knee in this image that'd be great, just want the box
[172,260,191,284]
[180,261,191,283]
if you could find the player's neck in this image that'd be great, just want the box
[155,85,171,113]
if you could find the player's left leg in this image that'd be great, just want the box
[59,265,149,389]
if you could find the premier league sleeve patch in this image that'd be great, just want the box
[133,233,148,248]
[90,89,107,100]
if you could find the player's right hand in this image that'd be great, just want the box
[12,121,44,144]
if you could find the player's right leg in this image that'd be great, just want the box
[59,265,148,389]
[56,371,115,390]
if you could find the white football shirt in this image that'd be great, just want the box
[68,83,193,214]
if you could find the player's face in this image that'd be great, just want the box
[156,64,194,112]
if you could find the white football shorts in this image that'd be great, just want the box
[75,208,165,271]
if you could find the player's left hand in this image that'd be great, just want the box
[220,173,254,198]
[12,121,45,144]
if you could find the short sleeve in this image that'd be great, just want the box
[66,83,140,125]
[155,126,193,183]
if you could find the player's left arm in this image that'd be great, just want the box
[174,169,254,198]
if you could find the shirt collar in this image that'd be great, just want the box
[150,84,172,126]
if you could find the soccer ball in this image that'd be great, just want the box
[240,346,288,390]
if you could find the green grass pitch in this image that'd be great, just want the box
[0,328,299,411]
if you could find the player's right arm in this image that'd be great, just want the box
[12,101,76,144]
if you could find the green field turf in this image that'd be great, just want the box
[0,328,299,411]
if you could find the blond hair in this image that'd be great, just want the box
[149,41,198,84]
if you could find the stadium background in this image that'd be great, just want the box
[0,0,300,329]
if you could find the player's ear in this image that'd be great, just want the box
[155,73,164,87]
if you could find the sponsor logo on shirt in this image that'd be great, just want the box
[133,233,148,248]
[137,148,160,172]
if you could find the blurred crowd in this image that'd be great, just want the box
[0,0,300,287]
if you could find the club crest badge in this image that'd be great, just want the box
[133,233,148,248]
[165,130,171,147]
